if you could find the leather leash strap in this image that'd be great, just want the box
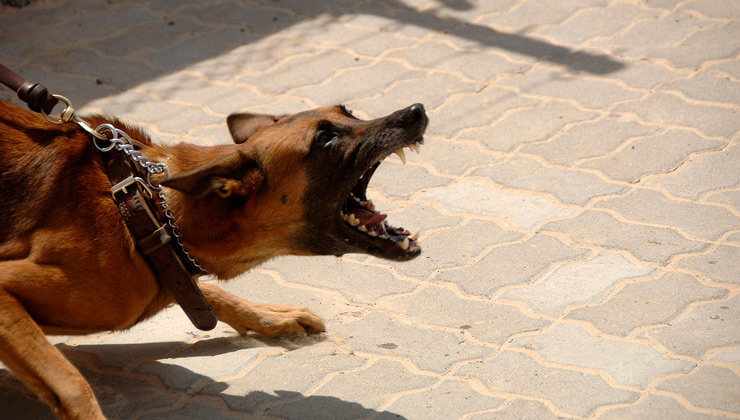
[103,150,218,331]
[0,62,58,114]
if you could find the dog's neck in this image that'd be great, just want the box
[143,142,278,279]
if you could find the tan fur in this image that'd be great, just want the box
[0,101,331,419]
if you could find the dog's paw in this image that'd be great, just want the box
[247,303,325,337]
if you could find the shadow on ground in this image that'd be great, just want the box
[2,0,623,106]
[0,336,406,419]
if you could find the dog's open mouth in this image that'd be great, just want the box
[339,138,423,257]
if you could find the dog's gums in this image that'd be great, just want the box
[340,138,424,255]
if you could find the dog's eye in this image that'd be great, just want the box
[315,131,337,148]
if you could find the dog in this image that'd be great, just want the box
[0,99,427,419]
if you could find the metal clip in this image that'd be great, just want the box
[111,175,151,200]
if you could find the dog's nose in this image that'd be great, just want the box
[409,103,425,120]
[407,103,426,125]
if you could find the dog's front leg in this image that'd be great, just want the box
[0,278,104,420]
[198,283,325,336]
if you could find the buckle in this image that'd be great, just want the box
[111,175,151,200]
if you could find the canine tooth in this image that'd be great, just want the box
[394,148,406,164]
[348,214,360,226]
[362,200,375,211]
[400,237,410,250]
[358,224,367,232]
[410,230,420,240]
[411,143,420,154]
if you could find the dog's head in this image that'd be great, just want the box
[162,104,427,269]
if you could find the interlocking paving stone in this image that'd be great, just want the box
[378,202,462,233]
[613,92,739,138]
[402,138,498,176]
[139,401,244,420]
[656,365,740,413]
[334,311,492,373]
[488,0,609,33]
[247,49,368,95]
[533,3,660,46]
[387,40,530,81]
[468,399,567,419]
[388,219,523,279]
[599,394,719,419]
[456,351,639,417]
[652,22,740,69]
[61,307,200,370]
[643,295,740,359]
[349,72,484,113]
[676,244,740,285]
[382,285,549,345]
[521,115,658,166]
[566,272,728,337]
[473,156,626,205]
[680,0,740,19]
[591,11,718,60]
[663,71,740,104]
[511,323,695,388]
[581,129,726,183]
[710,58,740,78]
[497,66,644,109]
[431,88,539,139]
[66,354,183,420]
[595,189,740,241]
[501,252,656,317]
[418,180,577,230]
[542,210,709,264]
[709,348,740,365]
[291,60,426,105]
[368,160,451,200]
[600,59,684,90]
[381,380,507,419]
[437,233,588,296]
[261,256,416,304]
[642,143,740,200]
[707,189,740,210]
[135,337,269,392]
[288,359,436,414]
[198,342,365,413]
[463,100,601,151]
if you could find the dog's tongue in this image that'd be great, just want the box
[354,208,386,227]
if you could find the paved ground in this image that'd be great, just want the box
[1,0,739,418]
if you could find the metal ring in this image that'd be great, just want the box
[146,165,168,191]
[92,124,119,152]
[41,94,74,125]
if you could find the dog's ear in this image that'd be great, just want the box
[227,113,284,144]
[161,151,264,199]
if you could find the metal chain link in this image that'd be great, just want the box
[42,94,204,272]
[90,122,204,272]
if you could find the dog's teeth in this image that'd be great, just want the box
[348,214,360,226]
[362,200,375,211]
[411,143,420,154]
[410,230,419,240]
[368,230,377,237]
[394,149,406,164]
[400,237,410,250]
[358,224,367,232]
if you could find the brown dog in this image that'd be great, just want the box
[0,99,427,419]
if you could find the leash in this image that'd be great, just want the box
[0,63,218,331]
